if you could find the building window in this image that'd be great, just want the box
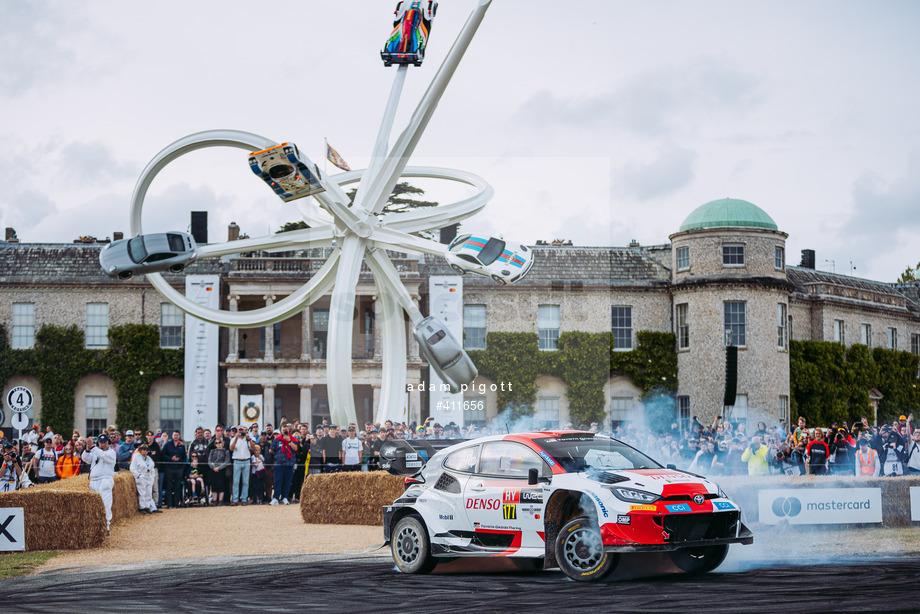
[676,246,690,271]
[610,396,635,425]
[912,333,920,356]
[160,396,183,434]
[464,305,487,350]
[775,246,785,270]
[678,396,690,433]
[463,396,487,426]
[85,303,109,348]
[312,309,329,359]
[724,301,746,347]
[12,302,35,349]
[861,324,872,348]
[86,396,108,438]
[535,397,560,429]
[538,305,559,351]
[779,395,789,424]
[611,306,633,350]
[722,244,745,266]
[160,303,183,348]
[888,327,898,350]
[777,304,788,350]
[676,303,689,350]
[833,319,845,345]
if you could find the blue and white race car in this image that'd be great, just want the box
[249,142,325,203]
[445,234,534,284]
[381,1,437,67]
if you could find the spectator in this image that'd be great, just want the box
[184,454,207,504]
[771,443,801,476]
[790,440,808,474]
[806,428,830,475]
[741,436,769,475]
[270,426,298,505]
[33,437,60,484]
[907,416,920,475]
[117,430,138,471]
[230,425,254,506]
[187,428,210,475]
[250,445,266,504]
[162,430,187,508]
[321,425,342,473]
[56,443,81,479]
[308,427,324,475]
[689,440,716,474]
[207,438,231,505]
[207,424,232,502]
[144,430,165,507]
[341,426,363,472]
[1,443,24,491]
[793,416,807,443]
[131,443,161,514]
[880,431,907,476]
[855,438,881,477]
[290,424,310,502]
[261,431,275,502]
[74,440,91,474]
[83,434,116,533]
[829,429,855,475]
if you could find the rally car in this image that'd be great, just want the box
[248,142,325,203]
[381,432,752,582]
[99,231,197,280]
[381,1,437,66]
[445,235,534,285]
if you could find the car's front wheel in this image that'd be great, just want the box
[668,544,728,574]
[391,514,436,574]
[555,517,618,582]
[118,270,133,280]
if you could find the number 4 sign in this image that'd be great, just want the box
[6,386,33,414]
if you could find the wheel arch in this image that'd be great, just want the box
[543,489,585,570]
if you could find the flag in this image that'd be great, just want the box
[325,140,351,171]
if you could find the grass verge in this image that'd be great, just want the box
[0,552,60,579]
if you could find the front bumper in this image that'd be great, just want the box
[601,511,754,553]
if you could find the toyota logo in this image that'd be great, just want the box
[693,494,705,506]
[772,497,802,517]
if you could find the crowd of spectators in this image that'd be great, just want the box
[2,412,919,502]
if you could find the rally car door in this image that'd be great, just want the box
[463,441,549,555]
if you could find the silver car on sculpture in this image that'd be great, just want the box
[413,316,477,393]
[99,232,198,280]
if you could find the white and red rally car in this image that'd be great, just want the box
[381,431,752,581]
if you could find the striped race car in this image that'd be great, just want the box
[381,432,752,582]
[445,234,534,285]
[248,142,325,203]
[381,1,437,67]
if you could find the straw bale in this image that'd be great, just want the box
[300,472,405,525]
[0,472,142,550]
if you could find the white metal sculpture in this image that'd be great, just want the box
[129,1,494,427]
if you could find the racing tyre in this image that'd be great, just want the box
[449,264,466,275]
[169,263,185,273]
[668,544,729,575]
[555,517,618,582]
[392,514,436,574]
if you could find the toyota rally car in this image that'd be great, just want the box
[381,432,752,582]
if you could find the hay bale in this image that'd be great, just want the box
[300,472,405,525]
[0,471,142,550]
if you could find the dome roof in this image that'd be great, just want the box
[678,198,778,232]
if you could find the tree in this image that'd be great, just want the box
[347,182,438,215]
[276,221,309,233]
[898,264,918,282]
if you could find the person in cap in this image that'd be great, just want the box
[83,434,117,533]
[130,443,161,513]
[32,436,61,484]
[855,438,880,477]
[116,429,137,471]
[341,426,363,472]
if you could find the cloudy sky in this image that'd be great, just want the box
[1,0,918,282]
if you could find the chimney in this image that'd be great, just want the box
[800,249,815,269]
[113,231,124,241]
[228,222,240,241]
[629,239,640,247]
[5,227,17,242]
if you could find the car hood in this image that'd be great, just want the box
[562,468,718,497]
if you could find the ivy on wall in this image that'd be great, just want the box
[0,324,183,435]
[468,330,678,426]
[789,340,920,425]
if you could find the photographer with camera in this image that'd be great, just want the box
[829,428,855,475]
[230,424,255,505]
[270,425,298,505]
[771,442,802,476]
[1,443,24,492]
[741,435,770,475]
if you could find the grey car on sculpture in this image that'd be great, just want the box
[413,316,477,392]
[99,231,198,280]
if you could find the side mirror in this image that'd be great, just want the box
[666,463,677,470]
[528,468,539,485]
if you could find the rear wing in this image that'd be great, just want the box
[379,439,466,475]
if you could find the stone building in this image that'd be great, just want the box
[2,198,919,434]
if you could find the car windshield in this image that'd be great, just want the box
[478,238,506,265]
[127,237,148,264]
[533,436,662,473]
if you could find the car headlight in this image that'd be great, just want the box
[718,487,729,499]
[610,488,660,504]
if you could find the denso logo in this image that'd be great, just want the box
[466,498,501,510]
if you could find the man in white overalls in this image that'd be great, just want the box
[130,443,161,514]
[83,433,117,534]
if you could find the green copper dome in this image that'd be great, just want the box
[679,198,778,232]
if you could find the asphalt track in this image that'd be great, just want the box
[2,552,919,613]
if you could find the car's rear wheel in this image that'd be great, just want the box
[449,264,466,275]
[555,517,618,582]
[169,263,185,273]
[668,544,728,574]
[118,271,133,280]
[391,514,436,574]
